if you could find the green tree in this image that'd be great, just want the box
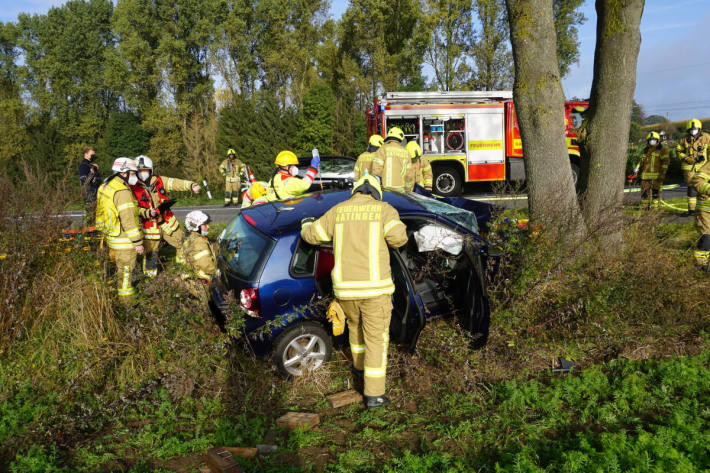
[470,0,513,90]
[105,112,150,158]
[295,82,335,155]
[645,114,668,125]
[419,0,474,91]
[554,0,587,78]
[142,104,185,176]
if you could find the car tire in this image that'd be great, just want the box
[272,321,332,377]
[433,165,463,197]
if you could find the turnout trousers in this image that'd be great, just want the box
[142,227,186,276]
[640,180,661,208]
[109,248,137,305]
[695,204,710,266]
[225,180,240,204]
[684,170,698,212]
[340,294,393,397]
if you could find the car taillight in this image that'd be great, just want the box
[240,288,260,317]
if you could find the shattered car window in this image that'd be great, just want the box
[406,192,479,234]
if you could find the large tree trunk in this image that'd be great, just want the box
[579,0,644,249]
[506,0,583,231]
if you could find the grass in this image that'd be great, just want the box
[3,169,710,471]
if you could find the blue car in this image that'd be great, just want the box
[210,189,493,377]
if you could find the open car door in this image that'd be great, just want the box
[388,249,427,353]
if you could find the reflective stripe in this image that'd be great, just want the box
[116,202,135,212]
[193,249,210,261]
[335,279,393,288]
[107,237,135,250]
[166,177,174,189]
[383,220,402,236]
[315,221,329,241]
[350,344,365,353]
[334,224,343,283]
[696,202,710,211]
[385,157,392,187]
[364,367,386,377]
[334,286,395,299]
[697,173,710,180]
[369,222,379,281]
[700,183,710,194]
[197,270,210,279]
[118,266,133,295]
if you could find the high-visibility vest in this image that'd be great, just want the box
[267,168,316,201]
[131,176,179,239]
[96,177,140,238]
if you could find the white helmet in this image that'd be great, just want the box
[185,210,210,232]
[112,157,137,173]
[135,155,153,170]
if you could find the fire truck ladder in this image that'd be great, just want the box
[383,91,513,105]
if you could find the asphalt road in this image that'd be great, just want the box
[59,183,688,228]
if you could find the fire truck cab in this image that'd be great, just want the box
[367,91,588,196]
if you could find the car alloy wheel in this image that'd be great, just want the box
[281,333,328,376]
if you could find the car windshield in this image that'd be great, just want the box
[405,192,479,234]
[218,215,275,281]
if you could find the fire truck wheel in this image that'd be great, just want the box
[570,162,580,188]
[433,165,462,197]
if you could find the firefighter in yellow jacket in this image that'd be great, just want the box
[301,174,408,408]
[241,181,268,208]
[219,149,247,207]
[131,156,200,275]
[690,151,710,270]
[371,127,414,192]
[181,210,217,298]
[265,150,319,201]
[405,141,433,192]
[354,135,384,180]
[96,157,148,305]
[637,132,669,208]
[677,119,710,216]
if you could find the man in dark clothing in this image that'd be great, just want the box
[78,147,101,225]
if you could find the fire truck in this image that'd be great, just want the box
[366,91,588,196]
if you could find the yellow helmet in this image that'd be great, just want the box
[686,119,702,131]
[386,127,405,141]
[368,135,384,147]
[275,150,298,167]
[573,105,587,113]
[646,131,660,141]
[406,141,421,159]
[352,173,383,200]
[227,148,236,156]
[250,181,267,200]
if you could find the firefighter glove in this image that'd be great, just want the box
[326,300,346,336]
[310,155,320,169]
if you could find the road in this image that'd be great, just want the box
[59,184,688,228]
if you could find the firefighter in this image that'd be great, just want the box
[405,141,433,192]
[95,157,147,306]
[241,181,268,208]
[265,150,319,201]
[370,127,414,192]
[181,210,216,298]
[219,148,247,207]
[676,119,710,216]
[131,155,200,276]
[691,148,710,270]
[354,135,384,180]
[637,132,669,209]
[300,174,408,408]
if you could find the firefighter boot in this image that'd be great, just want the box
[351,366,364,394]
[224,191,231,207]
[364,395,390,409]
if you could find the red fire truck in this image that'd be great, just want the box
[366,91,588,196]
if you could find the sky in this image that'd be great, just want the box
[3,0,709,121]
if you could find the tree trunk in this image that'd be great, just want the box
[506,0,583,231]
[579,0,644,250]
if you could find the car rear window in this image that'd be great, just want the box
[218,214,275,281]
[405,193,479,233]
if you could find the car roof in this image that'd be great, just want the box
[241,189,428,238]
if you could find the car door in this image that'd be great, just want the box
[388,249,427,353]
[452,239,491,349]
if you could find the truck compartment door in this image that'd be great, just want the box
[465,109,505,181]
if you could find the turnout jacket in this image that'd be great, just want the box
[266,167,317,201]
[182,232,216,281]
[638,144,669,182]
[371,140,414,192]
[96,176,146,250]
[412,156,433,191]
[677,132,710,171]
[353,151,376,180]
[219,158,247,184]
[131,175,196,239]
[301,193,408,300]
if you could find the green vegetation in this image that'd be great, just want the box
[2,176,709,471]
